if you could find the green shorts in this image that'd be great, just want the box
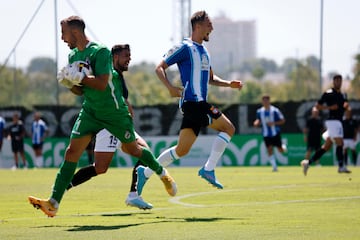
[71,107,136,143]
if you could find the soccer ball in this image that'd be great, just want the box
[60,61,93,86]
[70,60,93,76]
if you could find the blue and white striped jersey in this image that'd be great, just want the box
[32,119,48,144]
[0,116,5,140]
[256,105,284,137]
[164,38,211,102]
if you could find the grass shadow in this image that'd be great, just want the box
[66,216,245,231]
[66,221,171,231]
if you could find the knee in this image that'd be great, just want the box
[121,144,142,158]
[121,145,129,154]
[125,146,142,158]
[230,124,236,136]
[225,123,235,136]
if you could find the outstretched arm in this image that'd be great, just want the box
[209,69,243,90]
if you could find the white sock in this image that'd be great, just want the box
[204,132,231,171]
[128,191,138,198]
[269,155,277,169]
[36,156,43,168]
[144,146,179,178]
[49,198,59,209]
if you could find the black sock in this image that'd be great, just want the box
[336,146,344,168]
[351,151,357,165]
[309,148,326,165]
[344,151,348,166]
[130,161,143,192]
[67,165,97,190]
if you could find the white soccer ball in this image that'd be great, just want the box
[71,60,93,76]
[62,61,93,86]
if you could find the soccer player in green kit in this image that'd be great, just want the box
[28,16,176,217]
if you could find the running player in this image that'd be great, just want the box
[342,108,359,166]
[136,10,243,195]
[301,74,351,175]
[253,94,287,172]
[303,107,324,164]
[67,44,153,210]
[28,16,175,217]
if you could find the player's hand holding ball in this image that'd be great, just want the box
[63,61,92,86]
[57,68,74,89]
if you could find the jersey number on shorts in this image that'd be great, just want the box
[108,135,118,148]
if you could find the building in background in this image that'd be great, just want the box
[207,14,257,75]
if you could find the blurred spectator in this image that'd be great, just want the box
[253,94,287,172]
[0,115,5,153]
[6,113,27,169]
[343,108,359,166]
[31,111,49,167]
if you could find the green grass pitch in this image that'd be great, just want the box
[0,166,359,239]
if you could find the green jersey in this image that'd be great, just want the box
[68,42,133,141]
[68,41,126,112]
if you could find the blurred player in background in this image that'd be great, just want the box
[67,44,153,210]
[342,108,359,166]
[0,115,5,154]
[253,94,287,172]
[303,107,324,165]
[6,113,27,169]
[28,16,175,217]
[136,10,243,195]
[31,111,49,168]
[301,74,351,175]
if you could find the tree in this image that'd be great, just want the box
[252,66,265,80]
[280,58,298,77]
[350,54,360,99]
[125,61,187,106]
[27,57,56,75]
[238,80,262,103]
[26,58,58,105]
[239,58,279,73]
[0,65,29,107]
[286,60,320,101]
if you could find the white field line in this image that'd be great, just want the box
[168,183,360,207]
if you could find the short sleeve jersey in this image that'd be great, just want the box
[68,42,126,112]
[163,38,211,102]
[7,120,25,141]
[256,105,285,137]
[109,70,128,112]
[32,119,48,144]
[318,88,348,120]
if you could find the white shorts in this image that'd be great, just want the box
[94,129,140,152]
[343,139,356,150]
[324,120,343,139]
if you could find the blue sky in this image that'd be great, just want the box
[1,0,359,77]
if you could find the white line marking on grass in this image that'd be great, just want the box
[169,184,360,207]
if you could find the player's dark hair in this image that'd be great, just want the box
[333,74,342,81]
[111,44,130,55]
[191,10,208,30]
[61,16,85,31]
